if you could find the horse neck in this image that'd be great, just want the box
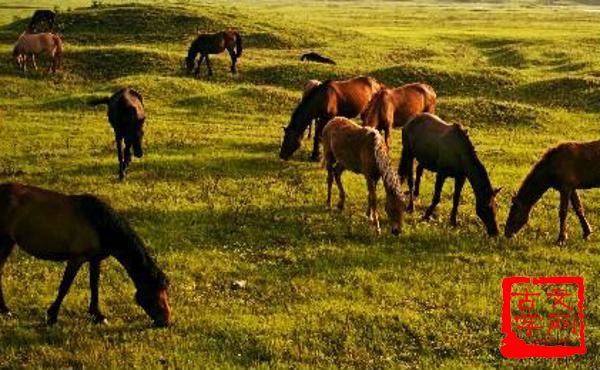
[514,161,550,210]
[290,93,320,132]
[110,238,161,291]
[462,151,494,205]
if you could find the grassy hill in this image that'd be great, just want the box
[0,1,600,368]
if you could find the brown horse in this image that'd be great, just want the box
[302,79,322,138]
[185,31,243,77]
[505,141,600,244]
[399,113,500,236]
[280,76,382,161]
[362,83,437,148]
[89,88,146,180]
[13,32,63,73]
[322,117,404,235]
[0,183,171,327]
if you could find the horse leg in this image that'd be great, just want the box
[31,54,38,71]
[0,236,15,315]
[310,118,326,162]
[422,173,446,222]
[399,147,415,212]
[570,190,592,240]
[414,164,424,198]
[116,137,125,181]
[367,177,380,234]
[88,259,107,324]
[333,165,345,210]
[326,162,334,209]
[307,121,312,139]
[47,259,84,325]
[450,176,466,227]
[227,48,237,74]
[205,55,213,76]
[194,55,204,77]
[557,189,571,245]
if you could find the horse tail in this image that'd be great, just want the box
[371,129,402,199]
[52,33,63,70]
[234,31,243,58]
[422,84,437,113]
[88,96,111,106]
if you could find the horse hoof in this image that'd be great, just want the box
[46,317,58,326]
[584,230,593,240]
[93,317,108,325]
[556,238,567,246]
[0,309,12,318]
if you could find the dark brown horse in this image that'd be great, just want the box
[279,76,382,161]
[399,113,500,236]
[89,88,145,180]
[505,141,600,244]
[361,83,437,148]
[28,10,55,32]
[0,183,171,326]
[322,117,404,235]
[185,31,243,77]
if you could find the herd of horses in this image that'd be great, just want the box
[3,9,598,328]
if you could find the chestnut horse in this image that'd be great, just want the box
[13,32,63,73]
[279,76,382,161]
[0,183,171,326]
[362,83,437,148]
[185,31,243,76]
[505,141,600,244]
[322,117,404,235]
[89,88,145,180]
[399,113,500,236]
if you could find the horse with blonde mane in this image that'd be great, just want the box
[280,76,382,161]
[322,117,404,235]
[13,32,63,73]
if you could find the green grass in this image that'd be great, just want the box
[1,0,600,368]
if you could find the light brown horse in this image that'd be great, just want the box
[13,32,63,73]
[0,183,171,327]
[302,79,322,138]
[322,117,404,235]
[280,76,382,161]
[399,113,500,236]
[505,141,600,244]
[185,31,243,77]
[362,83,437,148]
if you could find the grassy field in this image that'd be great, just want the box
[0,0,599,368]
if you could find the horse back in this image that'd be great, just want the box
[542,141,600,189]
[0,183,101,260]
[108,89,145,129]
[332,76,381,117]
[323,117,376,174]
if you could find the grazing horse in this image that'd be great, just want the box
[302,79,322,139]
[0,183,171,327]
[322,117,404,235]
[301,52,336,65]
[505,141,600,244]
[185,31,243,77]
[279,76,382,161]
[28,10,56,32]
[13,32,63,73]
[89,88,146,181]
[399,113,500,236]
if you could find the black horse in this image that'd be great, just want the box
[28,10,56,32]
[0,183,171,327]
[300,52,336,65]
[90,88,146,180]
[185,31,243,77]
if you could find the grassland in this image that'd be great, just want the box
[0,0,599,368]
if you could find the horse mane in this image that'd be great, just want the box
[453,125,494,196]
[371,128,403,199]
[76,195,168,291]
[288,80,331,130]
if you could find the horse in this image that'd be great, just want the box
[322,117,404,235]
[302,79,322,139]
[28,10,56,32]
[361,83,437,149]
[399,113,501,236]
[13,32,63,73]
[89,88,146,181]
[0,183,171,327]
[301,52,336,65]
[505,141,600,244]
[279,76,382,161]
[184,31,243,77]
